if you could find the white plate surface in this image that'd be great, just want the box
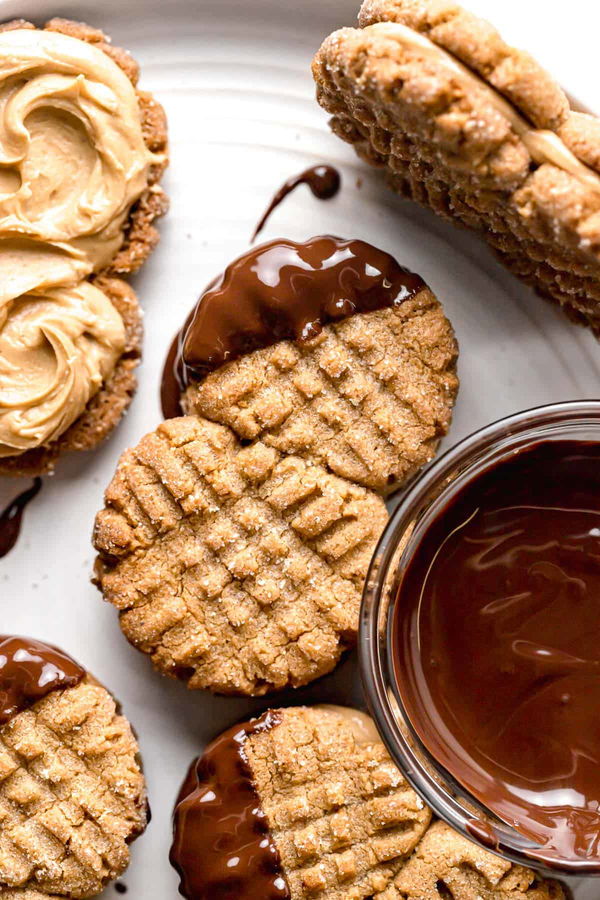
[0,0,598,896]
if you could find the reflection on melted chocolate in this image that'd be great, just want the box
[160,236,426,419]
[170,710,289,900]
[0,635,85,725]
[393,440,600,864]
[0,477,42,558]
[252,165,341,241]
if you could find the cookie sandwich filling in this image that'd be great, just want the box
[0,27,162,457]
[370,22,600,193]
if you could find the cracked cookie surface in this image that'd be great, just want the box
[381,821,566,899]
[183,289,458,496]
[93,417,388,695]
[0,678,147,898]
[313,0,600,332]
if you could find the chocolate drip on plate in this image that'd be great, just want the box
[171,710,289,900]
[252,164,341,241]
[393,440,600,865]
[0,635,85,725]
[0,477,41,558]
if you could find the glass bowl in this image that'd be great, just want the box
[360,400,600,878]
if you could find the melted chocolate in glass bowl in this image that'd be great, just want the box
[0,635,85,725]
[393,440,600,864]
[170,711,289,900]
[160,235,426,419]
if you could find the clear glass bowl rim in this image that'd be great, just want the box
[360,399,600,877]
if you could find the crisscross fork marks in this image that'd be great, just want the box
[0,681,146,898]
[93,417,388,695]
[245,707,431,899]
[183,294,458,495]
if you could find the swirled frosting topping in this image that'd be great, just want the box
[0,28,157,300]
[0,280,125,456]
[0,27,159,456]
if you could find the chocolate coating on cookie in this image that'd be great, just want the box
[181,236,425,378]
[0,635,85,725]
[171,710,289,900]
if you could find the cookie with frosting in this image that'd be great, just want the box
[0,18,168,476]
[92,415,388,695]
[170,705,564,900]
[0,635,147,897]
[313,0,600,333]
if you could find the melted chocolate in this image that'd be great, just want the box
[0,477,41,558]
[252,165,341,241]
[393,440,600,864]
[0,635,85,725]
[170,710,289,900]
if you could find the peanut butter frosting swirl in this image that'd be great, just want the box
[0,281,125,456]
[0,27,161,456]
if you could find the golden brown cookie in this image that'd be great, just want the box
[182,287,458,496]
[0,636,147,897]
[0,18,168,476]
[381,821,566,899]
[170,705,564,900]
[92,416,388,695]
[313,0,600,333]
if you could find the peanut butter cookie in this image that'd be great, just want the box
[383,822,566,899]
[313,0,600,333]
[0,18,168,476]
[92,416,388,695]
[170,705,564,900]
[169,236,459,496]
[0,635,147,897]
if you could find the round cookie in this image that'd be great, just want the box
[170,705,565,900]
[178,240,458,496]
[0,17,168,476]
[92,416,389,695]
[313,0,600,333]
[0,635,147,897]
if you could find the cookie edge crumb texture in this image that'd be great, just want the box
[313,0,600,334]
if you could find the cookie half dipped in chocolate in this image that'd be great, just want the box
[170,705,565,900]
[0,18,168,477]
[0,635,148,897]
[314,0,600,333]
[93,416,388,695]
[164,236,459,496]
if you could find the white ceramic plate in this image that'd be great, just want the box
[0,0,598,896]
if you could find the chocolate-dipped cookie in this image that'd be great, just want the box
[313,0,600,333]
[166,236,459,496]
[93,416,388,695]
[0,18,168,476]
[0,635,147,897]
[170,706,565,900]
